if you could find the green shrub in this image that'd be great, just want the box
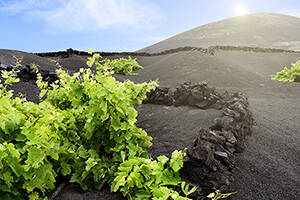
[0,53,156,199]
[273,61,300,82]
[101,56,143,75]
[112,150,196,200]
[0,52,201,200]
[0,52,234,200]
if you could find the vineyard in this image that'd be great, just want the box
[0,52,215,200]
[1,49,298,200]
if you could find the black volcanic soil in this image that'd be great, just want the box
[0,48,300,200]
[229,85,300,200]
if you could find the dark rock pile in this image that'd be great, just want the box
[182,91,253,191]
[36,48,90,58]
[0,63,58,84]
[143,87,174,106]
[173,81,222,109]
[144,81,227,109]
[144,82,253,198]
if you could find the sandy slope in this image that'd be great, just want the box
[0,49,57,71]
[139,13,300,53]
[133,51,300,199]
[0,48,300,200]
[227,85,300,200]
[130,51,300,89]
[125,51,300,199]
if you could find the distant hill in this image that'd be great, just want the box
[139,13,300,53]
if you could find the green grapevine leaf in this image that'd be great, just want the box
[25,146,45,168]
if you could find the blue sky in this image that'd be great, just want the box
[1,0,300,52]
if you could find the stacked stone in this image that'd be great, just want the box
[35,46,298,60]
[35,46,208,58]
[0,63,58,84]
[173,81,222,109]
[210,45,296,53]
[143,87,174,106]
[144,82,253,197]
[182,92,253,196]
[144,81,224,109]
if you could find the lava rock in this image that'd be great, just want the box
[218,131,237,144]
[146,81,223,109]
[143,81,253,197]
[16,65,37,81]
[0,62,58,85]
[144,87,174,105]
[181,159,232,189]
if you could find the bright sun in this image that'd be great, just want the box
[234,4,247,16]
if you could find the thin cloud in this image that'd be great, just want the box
[278,8,300,18]
[1,0,163,33]
[0,0,52,13]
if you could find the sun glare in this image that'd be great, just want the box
[234,4,247,16]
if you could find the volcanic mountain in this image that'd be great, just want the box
[139,12,300,53]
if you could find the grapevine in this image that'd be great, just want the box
[273,61,300,82]
[0,52,198,199]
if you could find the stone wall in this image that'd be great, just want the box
[35,46,299,59]
[144,82,254,197]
